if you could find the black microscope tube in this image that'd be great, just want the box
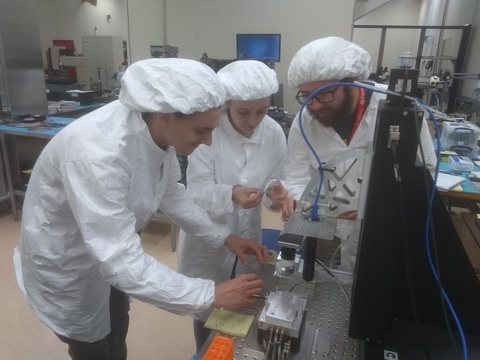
[302,236,317,282]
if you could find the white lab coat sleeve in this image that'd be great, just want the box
[284,113,315,200]
[63,159,216,316]
[185,144,236,219]
[158,153,230,247]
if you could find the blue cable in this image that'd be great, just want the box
[417,98,468,360]
[297,83,467,359]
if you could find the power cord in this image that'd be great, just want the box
[413,106,462,360]
[315,258,351,302]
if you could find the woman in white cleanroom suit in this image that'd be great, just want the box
[176,60,287,352]
[14,58,266,360]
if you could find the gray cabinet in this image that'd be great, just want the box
[0,0,47,121]
[82,35,125,91]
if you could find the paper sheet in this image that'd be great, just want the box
[204,308,254,338]
[436,173,466,191]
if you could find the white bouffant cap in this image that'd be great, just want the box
[217,60,279,101]
[288,37,371,88]
[119,58,226,114]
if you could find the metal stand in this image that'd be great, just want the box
[0,134,18,220]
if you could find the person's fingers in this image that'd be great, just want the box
[241,272,262,282]
[248,282,264,294]
[247,243,267,264]
[246,190,261,198]
[283,198,295,221]
[249,193,263,206]
[288,198,295,214]
[282,205,289,222]
[239,189,262,209]
[215,275,264,309]
[238,275,264,292]
[256,245,268,263]
[243,187,261,195]
[282,198,294,221]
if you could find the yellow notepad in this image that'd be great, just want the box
[204,308,254,338]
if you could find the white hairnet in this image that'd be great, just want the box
[119,58,226,114]
[288,37,371,88]
[217,60,279,101]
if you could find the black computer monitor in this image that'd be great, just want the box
[348,100,480,359]
[236,34,281,62]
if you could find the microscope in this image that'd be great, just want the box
[256,144,367,357]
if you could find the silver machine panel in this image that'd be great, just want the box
[0,0,48,120]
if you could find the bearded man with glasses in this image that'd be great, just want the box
[266,37,436,267]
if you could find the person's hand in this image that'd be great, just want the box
[225,235,268,266]
[265,180,289,211]
[214,273,264,309]
[232,185,262,209]
[281,197,296,222]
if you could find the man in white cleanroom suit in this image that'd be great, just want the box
[176,60,287,352]
[275,37,437,267]
[13,58,267,360]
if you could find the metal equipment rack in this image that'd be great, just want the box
[353,24,472,113]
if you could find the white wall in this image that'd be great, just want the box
[127,0,164,62]
[164,0,356,113]
[36,0,356,114]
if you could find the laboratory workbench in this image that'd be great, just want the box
[198,256,480,360]
[0,105,103,220]
[197,262,358,359]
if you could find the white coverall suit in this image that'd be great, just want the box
[177,112,286,321]
[284,90,437,266]
[14,100,230,342]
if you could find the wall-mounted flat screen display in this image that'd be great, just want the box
[236,34,281,62]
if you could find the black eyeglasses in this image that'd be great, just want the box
[295,85,341,106]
